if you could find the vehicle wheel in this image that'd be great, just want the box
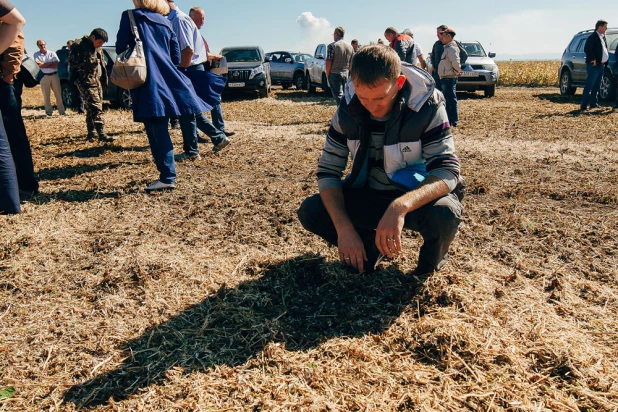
[259,86,269,98]
[322,74,332,97]
[559,70,576,96]
[117,88,132,109]
[61,82,74,108]
[484,85,495,98]
[599,71,616,100]
[293,72,304,90]
[307,72,316,93]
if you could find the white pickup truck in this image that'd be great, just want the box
[304,43,332,96]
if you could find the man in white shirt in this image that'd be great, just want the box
[166,0,229,159]
[33,39,65,116]
[581,20,609,110]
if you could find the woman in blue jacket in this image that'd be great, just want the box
[116,0,213,192]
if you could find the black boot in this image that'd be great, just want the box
[96,124,114,142]
[87,124,97,141]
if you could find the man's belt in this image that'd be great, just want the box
[43,72,58,76]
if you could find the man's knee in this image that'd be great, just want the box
[297,194,325,233]
[422,195,463,237]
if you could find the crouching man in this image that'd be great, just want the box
[298,45,463,274]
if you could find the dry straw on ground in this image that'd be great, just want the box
[1,84,618,411]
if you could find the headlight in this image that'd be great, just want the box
[249,65,265,80]
[483,64,498,71]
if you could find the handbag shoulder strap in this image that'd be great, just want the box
[128,10,141,42]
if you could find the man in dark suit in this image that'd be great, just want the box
[581,19,609,110]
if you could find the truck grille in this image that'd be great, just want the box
[459,75,485,82]
[228,70,250,81]
[471,65,484,70]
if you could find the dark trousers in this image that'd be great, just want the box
[297,188,463,273]
[0,80,38,194]
[432,71,442,91]
[143,117,176,184]
[440,78,459,126]
[581,63,604,109]
[0,113,20,214]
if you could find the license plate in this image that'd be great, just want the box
[228,82,245,87]
[460,71,478,77]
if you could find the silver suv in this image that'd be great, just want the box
[428,41,499,97]
[559,28,618,100]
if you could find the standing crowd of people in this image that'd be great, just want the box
[0,0,235,215]
[323,24,463,127]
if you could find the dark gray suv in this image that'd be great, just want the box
[220,46,272,98]
[559,28,618,100]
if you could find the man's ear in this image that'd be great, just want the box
[396,74,406,90]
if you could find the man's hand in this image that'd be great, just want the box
[376,200,407,258]
[207,53,223,61]
[2,74,14,84]
[337,227,367,272]
[592,60,597,66]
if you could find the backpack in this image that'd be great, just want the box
[455,41,468,65]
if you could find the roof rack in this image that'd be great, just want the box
[576,27,618,35]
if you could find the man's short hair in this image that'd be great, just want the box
[437,24,448,31]
[351,39,358,45]
[334,26,345,37]
[90,28,108,43]
[384,27,398,35]
[350,45,401,87]
[596,19,608,30]
[189,6,203,14]
[36,39,45,46]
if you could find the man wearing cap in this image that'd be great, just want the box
[33,39,65,116]
[166,0,229,159]
[581,19,609,110]
[298,45,463,275]
[430,25,448,91]
[438,27,461,127]
[401,29,426,70]
[325,26,354,106]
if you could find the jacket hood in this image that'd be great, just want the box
[343,63,435,112]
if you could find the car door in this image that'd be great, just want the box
[267,52,282,82]
[312,45,326,82]
[280,52,294,81]
[571,36,588,84]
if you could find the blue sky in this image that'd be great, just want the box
[14,0,618,60]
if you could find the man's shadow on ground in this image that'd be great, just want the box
[63,254,425,409]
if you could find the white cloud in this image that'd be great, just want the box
[296,12,330,30]
[295,12,332,53]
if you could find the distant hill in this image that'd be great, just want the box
[494,53,561,61]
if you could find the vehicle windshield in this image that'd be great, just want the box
[292,53,311,63]
[607,33,618,51]
[462,43,486,57]
[221,49,261,62]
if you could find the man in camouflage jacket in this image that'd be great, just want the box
[68,28,113,142]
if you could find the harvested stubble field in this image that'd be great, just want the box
[1,84,618,412]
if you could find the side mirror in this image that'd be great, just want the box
[488,52,496,58]
[264,55,272,62]
[315,54,324,60]
[285,58,292,63]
